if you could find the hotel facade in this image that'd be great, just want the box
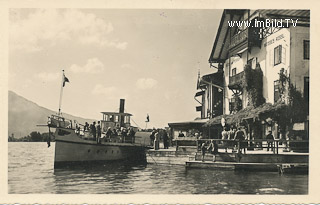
[195,9,309,141]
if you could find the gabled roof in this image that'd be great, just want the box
[208,9,310,64]
[209,10,245,64]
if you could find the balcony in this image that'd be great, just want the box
[228,71,245,90]
[229,27,261,57]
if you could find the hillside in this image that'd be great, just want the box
[8,91,95,138]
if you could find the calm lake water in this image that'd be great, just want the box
[8,142,308,194]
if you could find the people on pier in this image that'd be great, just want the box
[150,130,155,146]
[266,130,274,151]
[235,127,246,154]
[221,127,229,152]
[84,122,89,131]
[163,130,169,149]
[228,127,236,152]
[201,143,206,162]
[154,130,160,150]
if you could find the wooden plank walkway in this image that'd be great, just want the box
[186,160,308,172]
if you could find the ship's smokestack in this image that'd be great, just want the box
[119,99,125,127]
[119,99,125,113]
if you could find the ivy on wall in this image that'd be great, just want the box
[242,64,265,107]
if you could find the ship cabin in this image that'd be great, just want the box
[100,112,132,132]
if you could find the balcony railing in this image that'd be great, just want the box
[229,27,261,56]
[229,71,245,89]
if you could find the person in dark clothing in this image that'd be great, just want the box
[84,122,89,131]
[106,127,113,141]
[96,121,101,143]
[201,143,206,162]
[266,131,274,151]
[163,130,169,149]
[90,122,96,141]
[178,131,185,137]
[128,127,135,143]
[235,127,246,154]
[150,131,155,146]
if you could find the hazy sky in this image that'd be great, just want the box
[9,8,222,128]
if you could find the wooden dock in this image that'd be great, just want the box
[186,160,308,172]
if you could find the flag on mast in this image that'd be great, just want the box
[146,114,150,122]
[63,74,70,87]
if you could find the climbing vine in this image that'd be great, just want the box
[242,64,265,107]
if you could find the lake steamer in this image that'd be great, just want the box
[48,99,147,168]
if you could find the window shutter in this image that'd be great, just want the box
[281,46,286,65]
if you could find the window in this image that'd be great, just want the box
[304,40,310,60]
[274,45,282,65]
[274,80,280,103]
[232,68,237,76]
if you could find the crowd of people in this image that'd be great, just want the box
[199,125,276,162]
[149,129,170,150]
[78,121,136,144]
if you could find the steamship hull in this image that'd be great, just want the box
[53,128,147,168]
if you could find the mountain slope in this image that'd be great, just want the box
[8,91,95,138]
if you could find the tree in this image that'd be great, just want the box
[30,131,42,142]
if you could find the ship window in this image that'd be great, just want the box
[97,150,100,153]
[88,149,91,153]
[112,150,114,154]
[105,150,107,154]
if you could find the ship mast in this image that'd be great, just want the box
[58,70,65,116]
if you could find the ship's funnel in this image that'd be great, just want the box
[119,99,125,113]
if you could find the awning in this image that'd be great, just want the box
[204,102,287,127]
[168,119,209,129]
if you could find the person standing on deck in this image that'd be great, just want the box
[90,122,96,141]
[96,121,101,144]
[221,127,229,152]
[106,127,112,142]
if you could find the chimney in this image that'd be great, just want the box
[119,99,125,113]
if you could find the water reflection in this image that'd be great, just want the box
[9,142,308,194]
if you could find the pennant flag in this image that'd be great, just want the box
[63,75,70,87]
[146,114,150,122]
